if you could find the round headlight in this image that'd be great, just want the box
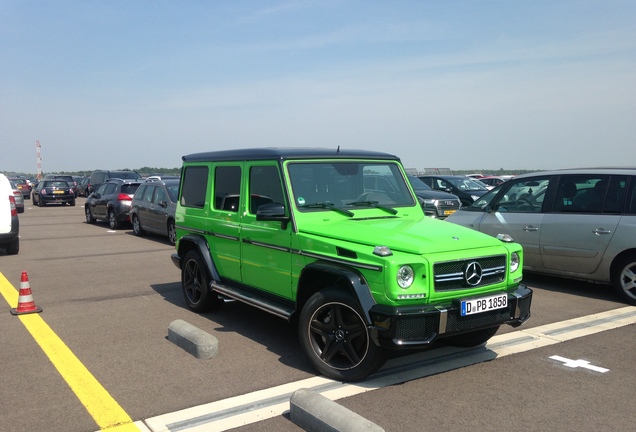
[397,265,414,289]
[510,252,520,273]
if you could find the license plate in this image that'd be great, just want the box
[460,293,507,316]
[53,190,64,194]
[444,210,456,215]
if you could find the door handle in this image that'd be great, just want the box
[593,228,611,235]
[523,226,539,232]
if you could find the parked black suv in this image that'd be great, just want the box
[88,170,141,196]
[130,178,180,244]
[407,175,461,218]
[85,179,142,229]
[418,175,489,207]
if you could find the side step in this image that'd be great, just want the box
[211,281,295,321]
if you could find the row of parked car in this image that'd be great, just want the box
[84,174,180,245]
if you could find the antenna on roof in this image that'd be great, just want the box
[336,146,340,153]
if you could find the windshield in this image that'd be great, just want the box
[288,161,415,212]
[407,176,433,191]
[449,177,489,191]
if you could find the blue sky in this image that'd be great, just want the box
[2,1,635,174]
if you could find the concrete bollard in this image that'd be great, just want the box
[168,319,218,359]
[290,388,385,432]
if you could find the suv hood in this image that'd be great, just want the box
[299,216,502,255]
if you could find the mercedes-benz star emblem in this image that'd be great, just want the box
[464,261,483,286]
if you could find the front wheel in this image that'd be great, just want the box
[85,206,96,224]
[181,250,223,312]
[299,288,385,381]
[442,325,500,348]
[612,254,636,305]
[132,215,146,236]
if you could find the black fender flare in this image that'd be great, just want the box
[299,260,377,325]
[177,234,221,282]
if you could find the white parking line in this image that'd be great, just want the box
[141,306,636,432]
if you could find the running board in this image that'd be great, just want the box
[211,281,295,321]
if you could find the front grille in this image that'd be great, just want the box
[436,199,461,216]
[434,255,506,291]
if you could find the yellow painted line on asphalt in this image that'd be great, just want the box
[0,272,140,431]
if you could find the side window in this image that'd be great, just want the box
[154,187,167,204]
[96,184,108,195]
[603,176,627,213]
[180,166,208,208]
[495,177,551,213]
[214,166,241,212]
[248,166,284,214]
[553,175,615,213]
[133,185,146,201]
[144,185,156,203]
[627,178,636,214]
[103,183,117,195]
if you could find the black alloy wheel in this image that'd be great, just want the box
[181,250,223,312]
[299,288,385,381]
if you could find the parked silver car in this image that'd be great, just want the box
[9,180,25,213]
[446,168,636,305]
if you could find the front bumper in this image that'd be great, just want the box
[369,285,532,349]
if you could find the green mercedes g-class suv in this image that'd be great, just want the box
[171,148,532,381]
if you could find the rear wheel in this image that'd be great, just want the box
[612,254,636,305]
[5,238,19,255]
[70,200,76,207]
[132,215,146,236]
[181,250,223,312]
[108,209,120,229]
[299,288,385,381]
[38,198,45,207]
[442,326,500,348]
[167,220,176,245]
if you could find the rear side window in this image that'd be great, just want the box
[214,166,241,212]
[552,175,627,214]
[181,166,208,208]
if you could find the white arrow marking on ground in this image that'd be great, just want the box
[549,355,609,373]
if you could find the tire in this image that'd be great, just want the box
[298,288,386,381]
[5,238,19,255]
[132,215,146,237]
[612,254,636,305]
[167,220,176,245]
[442,325,500,348]
[38,197,44,207]
[108,209,120,229]
[85,206,96,224]
[181,250,223,312]
[70,200,76,207]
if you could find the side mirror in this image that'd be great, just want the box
[256,203,290,229]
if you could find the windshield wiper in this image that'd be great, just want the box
[345,200,398,215]
[301,202,354,217]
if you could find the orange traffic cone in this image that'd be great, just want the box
[10,271,43,315]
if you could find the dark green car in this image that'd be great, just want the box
[171,148,532,381]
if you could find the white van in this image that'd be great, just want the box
[0,173,20,255]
